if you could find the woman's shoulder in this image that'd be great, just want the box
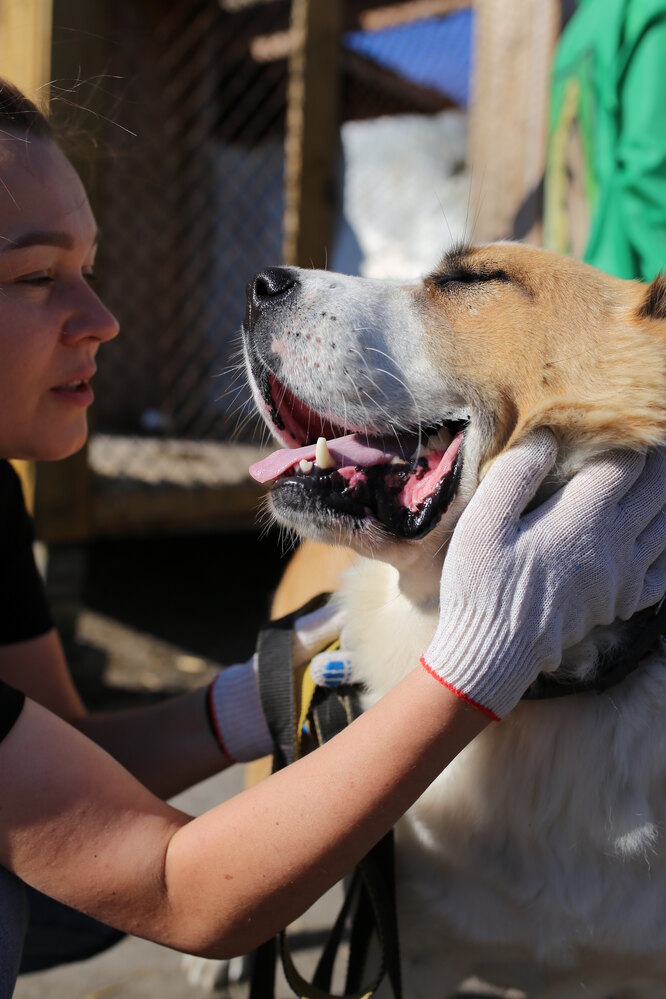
[0,459,27,505]
[0,460,34,547]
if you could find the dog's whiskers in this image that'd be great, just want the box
[365,348,422,422]
[358,388,405,442]
[347,346,391,403]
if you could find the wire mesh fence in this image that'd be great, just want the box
[49,0,475,524]
[71,0,290,446]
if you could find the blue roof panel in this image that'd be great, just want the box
[344,9,474,108]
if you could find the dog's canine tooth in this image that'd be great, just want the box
[412,428,453,462]
[315,437,336,469]
[299,459,314,473]
[427,428,453,452]
[390,455,407,465]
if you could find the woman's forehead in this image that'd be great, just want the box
[0,136,96,246]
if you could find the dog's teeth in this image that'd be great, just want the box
[413,428,453,462]
[415,427,453,458]
[390,456,407,465]
[315,437,336,469]
[426,428,454,452]
[299,459,313,473]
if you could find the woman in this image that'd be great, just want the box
[1,80,664,996]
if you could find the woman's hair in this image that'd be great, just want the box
[0,78,52,140]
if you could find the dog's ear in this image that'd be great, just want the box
[636,272,666,321]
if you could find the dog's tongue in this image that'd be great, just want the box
[249,434,399,484]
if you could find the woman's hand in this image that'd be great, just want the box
[421,431,666,720]
[208,601,344,762]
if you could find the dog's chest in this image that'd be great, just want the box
[338,564,666,985]
[338,558,439,697]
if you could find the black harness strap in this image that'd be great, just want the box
[303,687,402,999]
[596,595,666,693]
[344,875,373,994]
[522,596,666,701]
[257,592,332,768]
[253,599,402,999]
[312,869,363,992]
[278,835,402,999]
[249,936,277,999]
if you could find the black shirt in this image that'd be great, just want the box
[0,679,24,742]
[0,459,53,742]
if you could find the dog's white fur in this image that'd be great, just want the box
[245,243,666,997]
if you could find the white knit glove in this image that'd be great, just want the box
[420,431,666,721]
[208,602,344,762]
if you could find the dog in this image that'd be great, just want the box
[242,242,666,998]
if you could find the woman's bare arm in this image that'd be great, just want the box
[0,631,85,720]
[0,630,229,797]
[0,606,342,799]
[0,668,485,959]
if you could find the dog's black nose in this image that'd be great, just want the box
[245,267,298,331]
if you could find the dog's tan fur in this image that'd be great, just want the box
[247,243,666,997]
[419,244,665,471]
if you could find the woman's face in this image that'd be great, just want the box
[0,135,118,460]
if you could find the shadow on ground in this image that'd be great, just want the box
[61,530,290,710]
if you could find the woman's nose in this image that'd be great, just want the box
[61,284,119,344]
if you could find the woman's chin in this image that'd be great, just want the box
[45,435,88,462]
[19,424,89,463]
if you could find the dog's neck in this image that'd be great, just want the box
[380,536,453,611]
[345,553,663,702]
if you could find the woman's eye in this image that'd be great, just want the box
[19,272,54,286]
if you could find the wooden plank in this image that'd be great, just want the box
[250,28,292,62]
[252,0,470,61]
[33,452,93,543]
[91,483,266,537]
[219,0,283,10]
[283,0,343,268]
[82,437,271,539]
[468,0,560,244]
[360,0,470,31]
[0,0,52,102]
[224,0,467,32]
[0,0,53,515]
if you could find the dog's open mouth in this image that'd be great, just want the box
[249,372,466,539]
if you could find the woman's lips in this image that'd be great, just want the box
[51,380,94,407]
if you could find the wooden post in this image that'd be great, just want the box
[283,0,343,268]
[0,0,52,102]
[468,0,560,245]
[0,0,53,514]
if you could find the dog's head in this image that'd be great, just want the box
[243,242,666,563]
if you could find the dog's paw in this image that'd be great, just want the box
[180,954,251,993]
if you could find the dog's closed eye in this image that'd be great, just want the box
[434,267,511,288]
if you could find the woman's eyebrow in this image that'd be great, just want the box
[0,229,101,251]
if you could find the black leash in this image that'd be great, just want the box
[251,595,402,999]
